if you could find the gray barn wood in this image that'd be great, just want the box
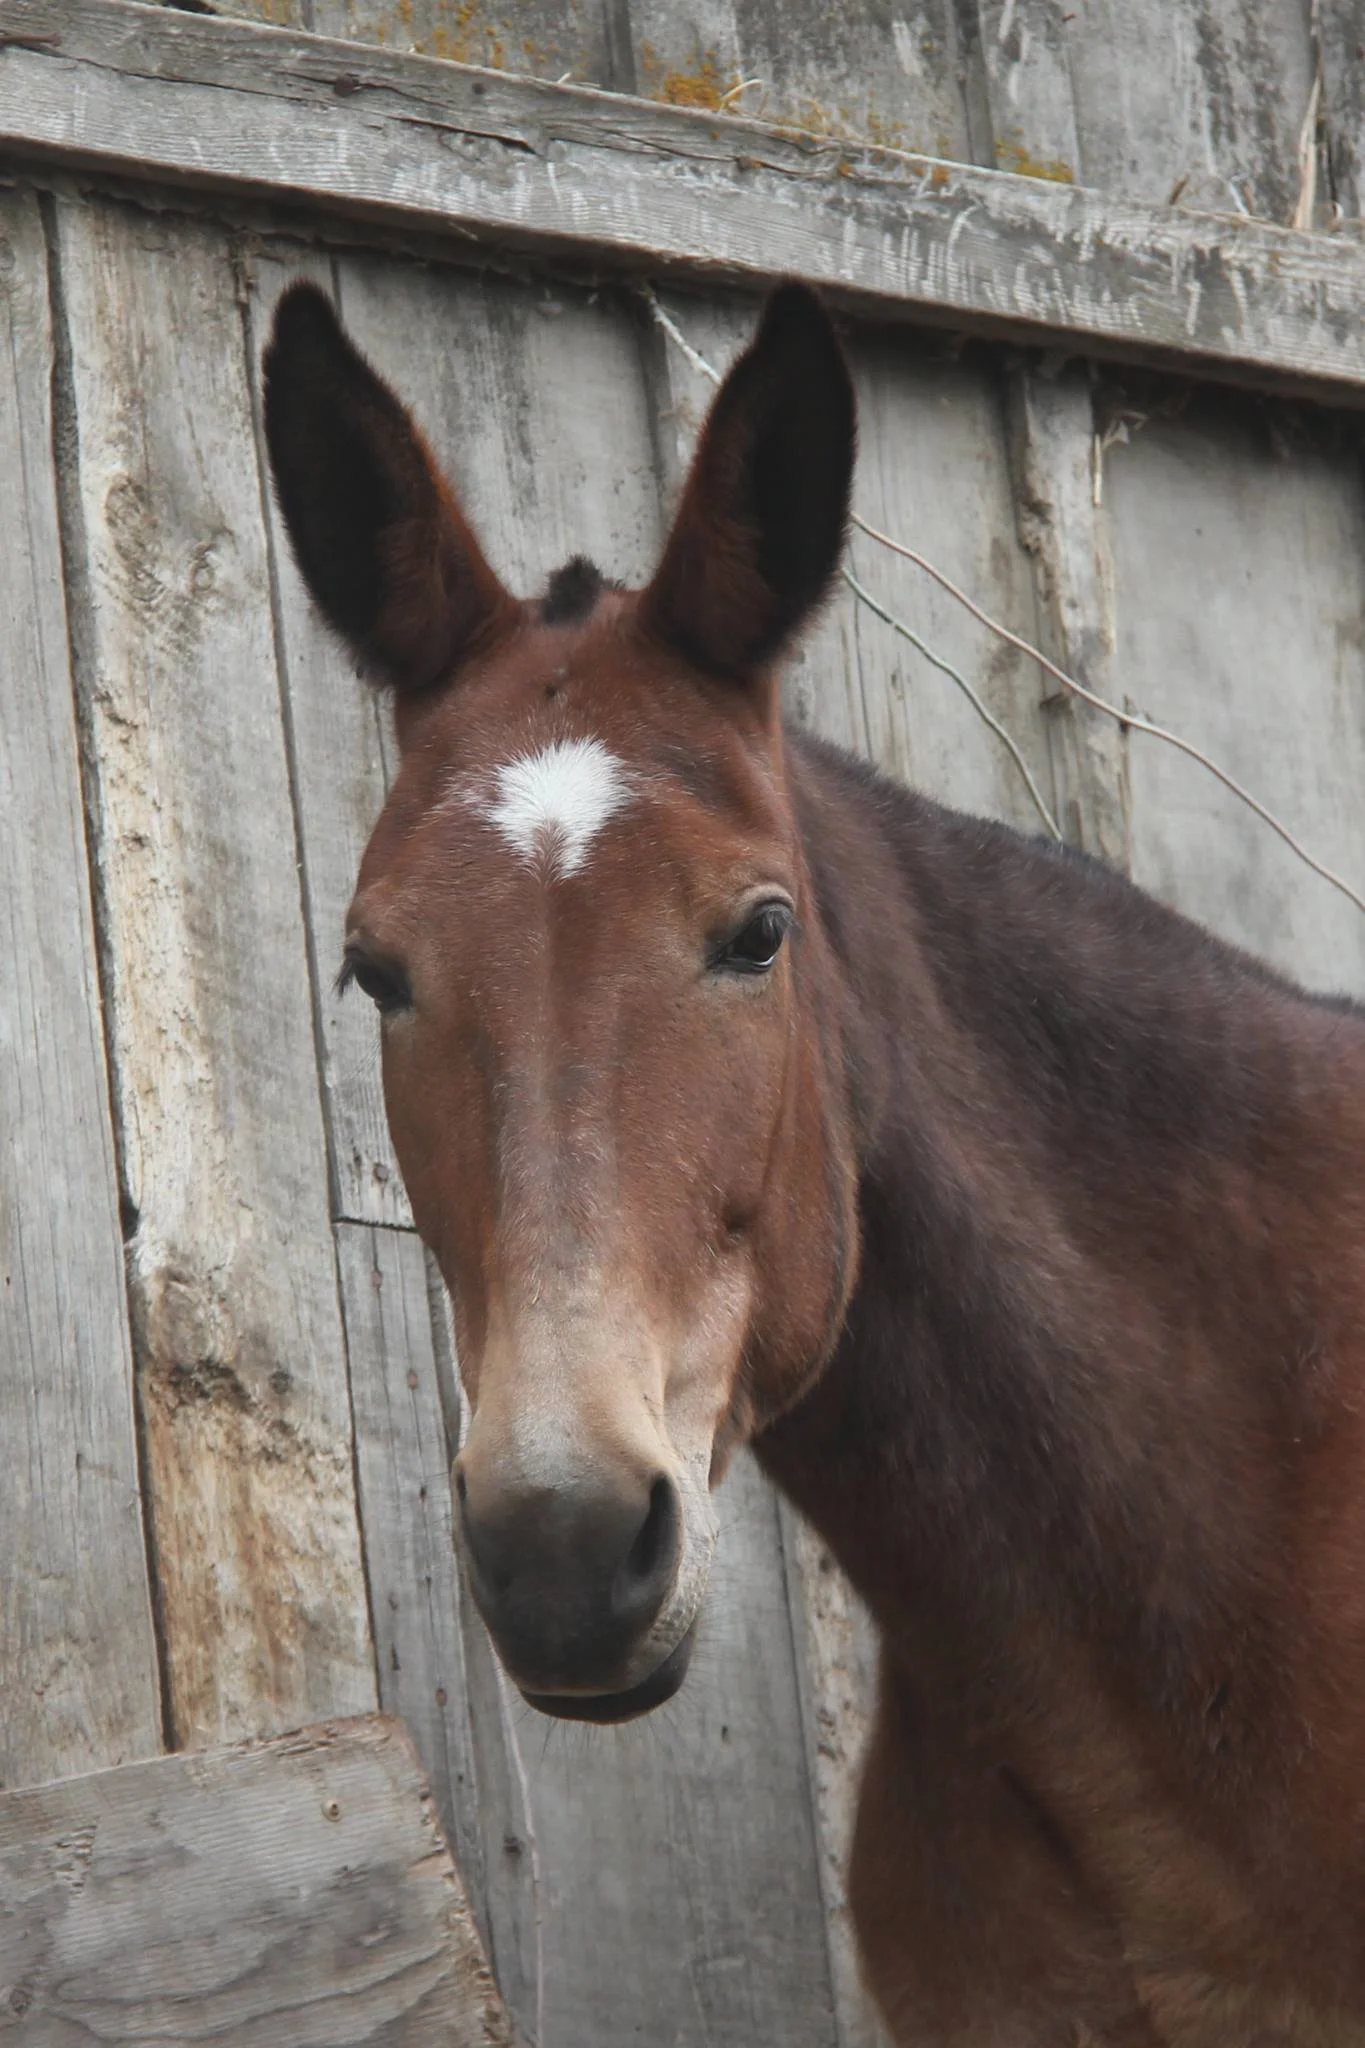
[0,183,162,1791]
[6,1,1365,401]
[1106,397,1365,996]
[0,1715,511,2046]
[50,192,376,1749]
[334,1219,490,1936]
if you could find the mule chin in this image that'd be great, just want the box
[519,1623,697,1724]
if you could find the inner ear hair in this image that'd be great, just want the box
[643,283,856,684]
[263,283,513,693]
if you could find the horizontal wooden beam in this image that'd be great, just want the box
[3,0,1365,399]
[0,1714,512,2044]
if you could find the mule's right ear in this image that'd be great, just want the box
[642,284,855,685]
[263,283,513,693]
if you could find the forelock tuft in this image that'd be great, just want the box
[541,556,609,625]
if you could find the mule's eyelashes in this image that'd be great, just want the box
[712,900,794,976]
[338,946,412,1015]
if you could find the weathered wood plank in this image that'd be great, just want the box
[621,0,974,159]
[841,328,1056,831]
[1009,367,1131,865]
[973,0,1081,186]
[1321,0,1365,221]
[50,191,376,1747]
[333,1222,488,1943]
[1103,393,1365,994]
[1064,0,1317,223]
[779,1507,887,2048]
[8,0,1365,401]
[0,1714,512,2045]
[215,0,631,88]
[0,184,162,1788]
[241,241,408,1228]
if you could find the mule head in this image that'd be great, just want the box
[264,281,859,1720]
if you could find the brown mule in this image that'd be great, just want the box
[265,281,1365,2045]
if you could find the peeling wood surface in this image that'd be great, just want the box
[7,0,1365,401]
[0,1715,512,2045]
[0,184,161,1789]
[50,192,376,1747]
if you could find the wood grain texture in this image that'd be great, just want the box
[780,1507,888,2048]
[334,1222,487,1940]
[1062,0,1316,223]
[1104,392,1365,994]
[0,1715,512,2046]
[0,185,162,1790]
[50,192,376,1748]
[1321,0,1365,221]
[242,241,408,1229]
[972,0,1081,185]
[1009,367,1131,866]
[7,0,1365,401]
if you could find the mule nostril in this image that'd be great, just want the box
[614,1475,679,1621]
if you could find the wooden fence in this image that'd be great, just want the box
[3,0,1365,2040]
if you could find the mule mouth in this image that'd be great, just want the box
[519,1622,696,1724]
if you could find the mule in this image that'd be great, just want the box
[264,279,1365,2046]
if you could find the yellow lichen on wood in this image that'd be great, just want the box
[994,134,1076,183]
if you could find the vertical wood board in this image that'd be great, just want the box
[0,185,162,1789]
[841,326,1055,833]
[0,1715,511,2046]
[1008,366,1131,866]
[51,193,375,1747]
[1104,401,1365,994]
[1063,0,1316,220]
[242,241,407,1229]
[334,1220,489,1945]
[625,0,974,156]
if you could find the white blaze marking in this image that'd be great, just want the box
[483,737,633,879]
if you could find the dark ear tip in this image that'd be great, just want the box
[267,281,345,366]
[756,281,844,356]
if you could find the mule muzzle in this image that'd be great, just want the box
[455,1458,689,1717]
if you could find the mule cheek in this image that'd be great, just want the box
[746,1021,860,1427]
[613,970,793,1428]
[377,1016,495,1392]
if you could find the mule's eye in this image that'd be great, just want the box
[715,902,793,976]
[338,949,411,1015]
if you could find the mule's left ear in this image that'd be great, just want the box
[643,284,855,683]
[263,283,513,694]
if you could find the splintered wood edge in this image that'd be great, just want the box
[2,0,1365,404]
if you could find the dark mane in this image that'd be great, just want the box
[540,555,610,625]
